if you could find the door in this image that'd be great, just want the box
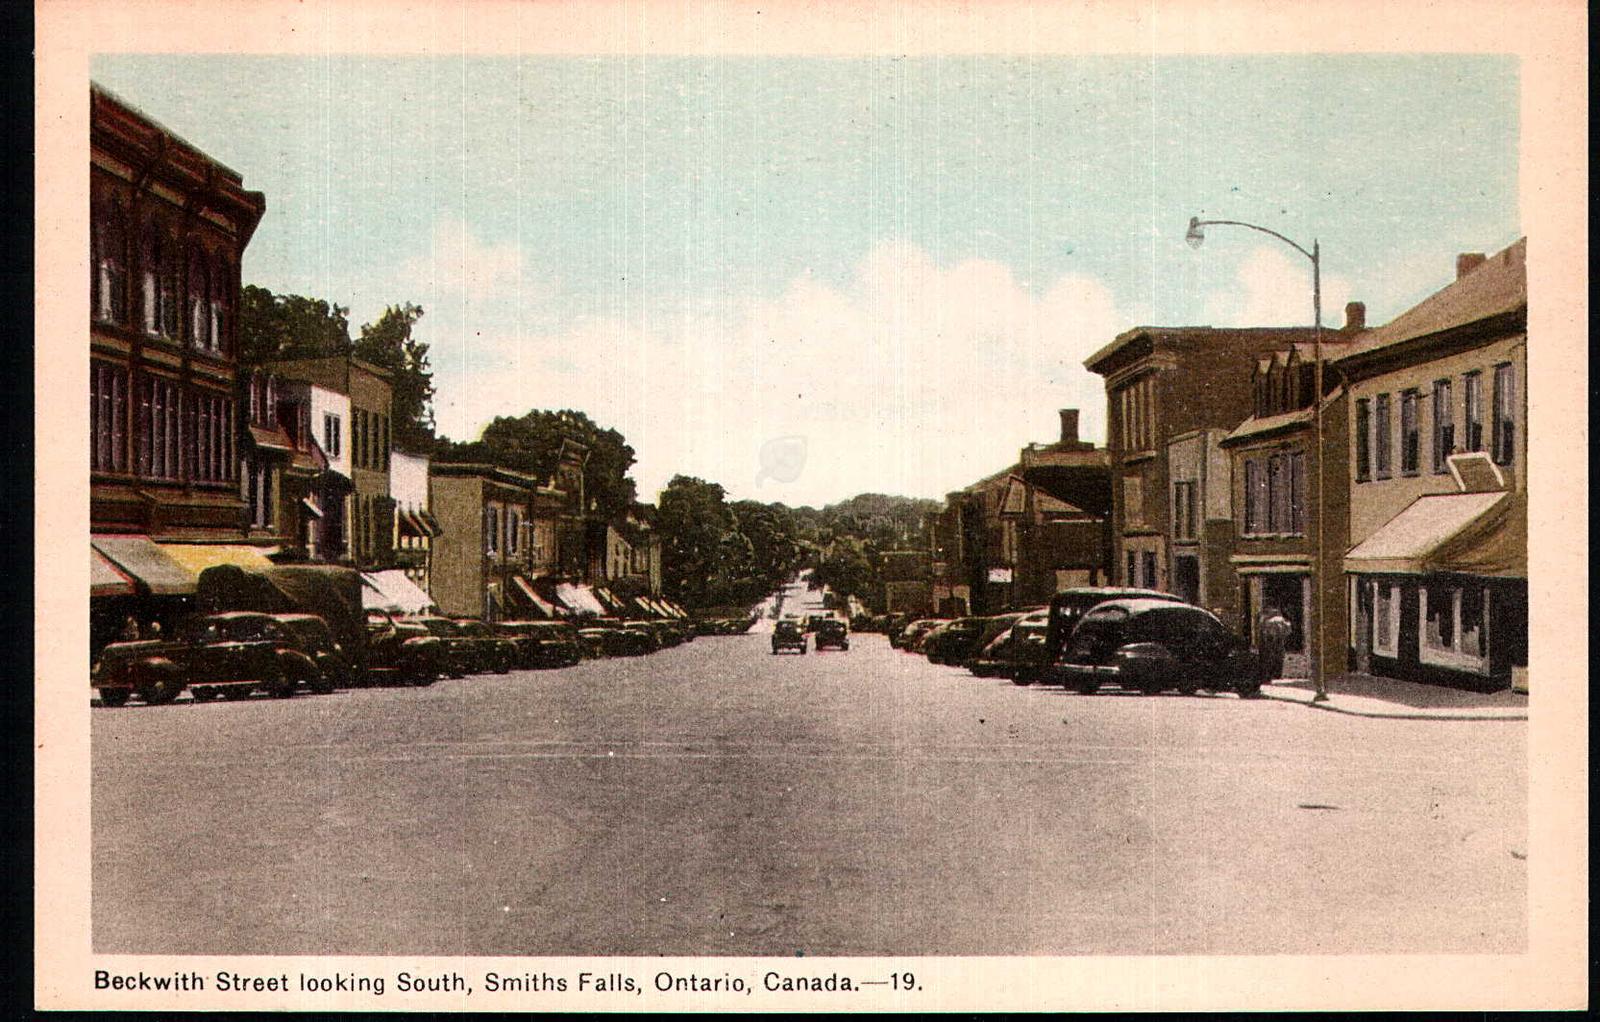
[1262,574,1306,652]
[1173,555,1200,605]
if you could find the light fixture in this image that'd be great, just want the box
[1184,216,1206,250]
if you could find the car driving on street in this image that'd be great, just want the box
[771,619,807,654]
[813,618,849,651]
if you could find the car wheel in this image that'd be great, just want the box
[268,668,298,699]
[97,688,130,708]
[137,673,183,706]
[1177,678,1201,696]
[1236,682,1262,699]
[1075,680,1100,695]
[221,685,253,701]
[310,672,336,695]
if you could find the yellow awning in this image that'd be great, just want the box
[156,543,279,579]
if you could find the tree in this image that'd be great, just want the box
[238,285,353,365]
[656,476,733,609]
[355,303,436,452]
[440,409,638,522]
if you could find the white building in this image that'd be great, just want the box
[390,448,441,590]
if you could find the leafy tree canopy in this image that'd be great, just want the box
[437,409,638,522]
[355,303,436,452]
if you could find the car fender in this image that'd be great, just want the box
[1112,642,1179,680]
[129,656,182,685]
[275,648,319,679]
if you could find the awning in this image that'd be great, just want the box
[555,582,607,617]
[417,509,443,536]
[91,547,136,598]
[301,496,324,519]
[248,424,295,452]
[91,535,196,596]
[397,509,426,538]
[157,543,279,579]
[1345,491,1524,577]
[511,575,562,618]
[361,569,436,615]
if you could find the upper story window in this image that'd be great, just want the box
[1491,362,1516,467]
[90,361,128,474]
[1172,480,1198,541]
[1463,371,1484,452]
[1373,393,1392,479]
[1431,378,1454,473]
[507,507,521,556]
[141,224,180,340]
[211,253,231,356]
[93,202,129,325]
[1117,375,1157,454]
[1121,474,1144,529]
[136,374,182,481]
[1242,451,1305,537]
[484,504,500,555]
[323,412,342,458]
[1399,389,1421,476]
[187,248,213,352]
[1354,398,1371,481]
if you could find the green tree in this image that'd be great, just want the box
[440,410,638,522]
[355,303,436,452]
[656,475,734,609]
[237,284,353,365]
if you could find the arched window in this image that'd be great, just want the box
[101,200,128,324]
[140,222,160,335]
[188,247,210,350]
[159,231,179,338]
[211,253,230,355]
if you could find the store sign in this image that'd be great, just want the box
[987,567,1014,584]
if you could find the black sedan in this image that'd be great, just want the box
[1053,599,1260,697]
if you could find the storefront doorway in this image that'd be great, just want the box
[1260,573,1307,652]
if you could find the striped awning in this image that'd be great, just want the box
[512,575,563,617]
[157,543,279,579]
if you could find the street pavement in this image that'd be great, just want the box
[93,618,1527,957]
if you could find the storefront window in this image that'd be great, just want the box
[1371,581,1399,658]
[1420,582,1490,672]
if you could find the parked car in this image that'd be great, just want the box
[578,619,656,657]
[1029,587,1187,686]
[894,618,946,652]
[494,620,584,669]
[92,611,315,706]
[968,610,1053,682]
[959,612,1029,676]
[814,618,850,651]
[410,616,503,676]
[1053,599,1260,696]
[269,613,347,693]
[364,609,446,686]
[452,618,519,673]
[923,617,991,665]
[771,619,807,654]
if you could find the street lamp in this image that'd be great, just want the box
[1185,215,1330,702]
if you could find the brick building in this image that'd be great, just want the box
[88,84,266,653]
[1084,322,1350,628]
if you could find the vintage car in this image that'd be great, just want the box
[410,616,500,677]
[972,611,1054,682]
[1029,587,1187,686]
[771,619,807,654]
[958,612,1029,676]
[450,618,519,674]
[923,617,990,665]
[894,618,946,652]
[1053,599,1261,697]
[577,619,655,658]
[269,613,347,693]
[494,620,584,669]
[92,611,316,706]
[813,618,850,651]
[364,609,446,686]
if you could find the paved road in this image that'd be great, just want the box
[93,627,1526,956]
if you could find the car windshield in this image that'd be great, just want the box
[217,616,283,643]
[775,622,801,635]
[418,618,460,637]
[455,620,492,637]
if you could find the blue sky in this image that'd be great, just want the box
[92,54,1520,506]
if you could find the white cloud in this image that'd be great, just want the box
[417,236,1128,507]
[1200,244,1352,329]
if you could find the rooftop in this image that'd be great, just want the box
[1336,238,1527,360]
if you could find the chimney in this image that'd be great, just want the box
[1343,301,1366,332]
[1058,408,1080,445]
[1456,252,1487,279]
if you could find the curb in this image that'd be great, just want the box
[1259,689,1528,722]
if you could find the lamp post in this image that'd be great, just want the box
[1185,216,1330,702]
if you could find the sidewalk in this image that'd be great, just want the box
[1260,672,1528,721]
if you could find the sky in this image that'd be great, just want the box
[91,54,1520,507]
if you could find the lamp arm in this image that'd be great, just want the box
[1192,219,1317,264]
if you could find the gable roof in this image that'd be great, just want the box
[1337,238,1526,360]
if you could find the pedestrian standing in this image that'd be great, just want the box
[1257,606,1291,685]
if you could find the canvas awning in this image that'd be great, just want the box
[555,582,607,617]
[91,535,197,596]
[91,547,136,598]
[301,496,324,519]
[360,569,436,615]
[511,575,562,618]
[157,543,279,579]
[1345,491,1525,577]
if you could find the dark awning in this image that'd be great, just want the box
[397,509,427,538]
[91,535,195,596]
